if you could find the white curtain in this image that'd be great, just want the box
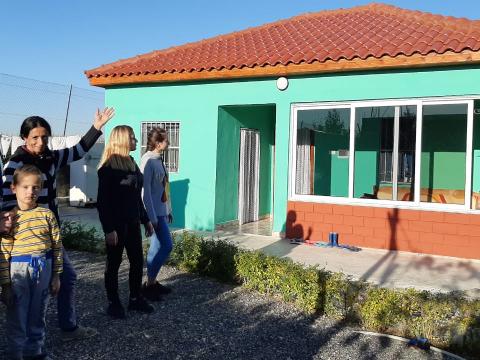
[0,135,12,157]
[295,128,311,195]
[11,136,24,154]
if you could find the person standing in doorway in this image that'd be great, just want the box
[1,108,114,341]
[97,125,155,319]
[140,127,173,301]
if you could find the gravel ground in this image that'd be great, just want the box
[0,251,468,360]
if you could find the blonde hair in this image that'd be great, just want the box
[13,164,43,186]
[98,125,136,171]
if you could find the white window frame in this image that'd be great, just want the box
[289,96,479,213]
[140,121,181,173]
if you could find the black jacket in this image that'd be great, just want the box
[97,159,149,234]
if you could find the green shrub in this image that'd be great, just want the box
[60,221,104,254]
[170,231,202,271]
[359,288,420,333]
[170,231,239,283]
[67,227,480,358]
[235,250,322,314]
[196,237,239,283]
[324,272,366,320]
[358,287,480,356]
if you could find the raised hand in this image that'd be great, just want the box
[93,107,115,130]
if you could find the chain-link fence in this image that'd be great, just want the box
[0,73,104,137]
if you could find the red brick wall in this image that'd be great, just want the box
[286,201,480,260]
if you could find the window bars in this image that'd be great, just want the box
[141,122,180,173]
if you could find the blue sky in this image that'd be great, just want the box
[1,0,479,90]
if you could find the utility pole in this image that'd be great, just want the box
[63,84,73,136]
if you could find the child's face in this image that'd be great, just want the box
[11,174,41,210]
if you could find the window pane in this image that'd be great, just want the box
[421,104,467,205]
[397,106,416,201]
[295,108,350,196]
[472,100,480,209]
[354,106,395,199]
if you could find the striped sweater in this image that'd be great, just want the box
[0,206,62,285]
[1,126,102,220]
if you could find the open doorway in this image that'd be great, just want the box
[215,104,275,236]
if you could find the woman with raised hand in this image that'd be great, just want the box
[1,108,114,341]
[97,125,154,319]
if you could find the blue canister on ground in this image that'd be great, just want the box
[329,232,339,247]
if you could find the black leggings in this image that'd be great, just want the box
[104,220,143,301]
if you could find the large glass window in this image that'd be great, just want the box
[421,104,467,205]
[295,108,350,196]
[353,105,416,201]
[292,99,475,210]
[354,106,395,199]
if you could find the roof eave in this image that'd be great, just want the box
[87,50,480,88]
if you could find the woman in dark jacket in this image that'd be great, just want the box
[1,108,114,341]
[97,125,154,319]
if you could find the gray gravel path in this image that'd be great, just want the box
[0,251,466,360]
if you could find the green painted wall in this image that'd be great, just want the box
[104,65,480,232]
[215,107,240,224]
[421,115,467,190]
[214,105,275,225]
[313,133,349,197]
[354,118,382,198]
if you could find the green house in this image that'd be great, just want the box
[86,3,480,259]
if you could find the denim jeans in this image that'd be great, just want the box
[147,216,173,279]
[57,249,78,331]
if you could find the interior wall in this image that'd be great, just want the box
[214,105,275,225]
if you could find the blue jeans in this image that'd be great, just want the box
[147,216,173,279]
[57,249,78,331]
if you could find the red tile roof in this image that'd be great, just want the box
[86,3,480,85]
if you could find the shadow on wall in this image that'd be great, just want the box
[170,179,190,229]
[286,210,312,241]
[360,208,399,285]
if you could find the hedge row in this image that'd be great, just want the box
[169,231,480,358]
[61,223,480,358]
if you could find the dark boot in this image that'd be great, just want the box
[142,282,163,302]
[107,298,126,319]
[128,296,154,313]
[154,282,172,295]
